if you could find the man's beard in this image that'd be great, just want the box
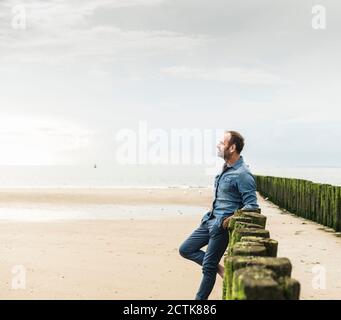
[217,148,231,161]
[224,150,232,162]
[217,149,224,159]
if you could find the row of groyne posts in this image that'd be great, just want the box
[222,209,300,300]
[222,175,340,299]
[255,175,341,232]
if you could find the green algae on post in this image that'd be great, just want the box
[255,175,341,232]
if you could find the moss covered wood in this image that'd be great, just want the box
[231,266,300,300]
[255,175,341,232]
[223,256,293,300]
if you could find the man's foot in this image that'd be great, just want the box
[217,264,224,278]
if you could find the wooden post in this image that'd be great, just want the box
[231,266,300,300]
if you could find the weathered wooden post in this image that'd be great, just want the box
[223,256,299,300]
[231,266,300,300]
[222,206,300,300]
[240,236,278,257]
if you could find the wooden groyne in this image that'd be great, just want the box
[222,209,300,300]
[255,175,341,231]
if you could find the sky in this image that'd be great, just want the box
[0,0,340,169]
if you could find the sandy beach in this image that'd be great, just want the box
[0,187,340,299]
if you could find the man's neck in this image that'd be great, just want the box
[226,154,240,167]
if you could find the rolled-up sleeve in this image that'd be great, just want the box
[236,172,259,210]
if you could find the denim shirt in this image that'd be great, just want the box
[202,156,259,227]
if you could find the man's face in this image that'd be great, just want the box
[217,132,232,161]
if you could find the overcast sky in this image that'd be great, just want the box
[0,0,340,168]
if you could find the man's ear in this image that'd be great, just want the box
[230,144,236,153]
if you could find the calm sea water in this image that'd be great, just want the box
[0,165,338,222]
[0,164,339,187]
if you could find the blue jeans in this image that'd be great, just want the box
[179,214,229,300]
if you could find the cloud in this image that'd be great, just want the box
[0,0,167,33]
[0,0,205,64]
[2,0,165,15]
[161,65,288,85]
[0,27,206,64]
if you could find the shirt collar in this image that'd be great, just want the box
[224,155,244,170]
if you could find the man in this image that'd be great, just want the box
[179,130,259,300]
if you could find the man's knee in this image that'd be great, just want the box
[179,242,192,259]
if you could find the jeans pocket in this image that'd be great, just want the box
[208,217,222,235]
[216,216,223,228]
[201,211,211,223]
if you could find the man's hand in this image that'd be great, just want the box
[222,216,233,230]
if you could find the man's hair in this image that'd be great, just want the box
[225,130,245,154]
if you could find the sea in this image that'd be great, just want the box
[0,164,338,221]
[0,164,339,188]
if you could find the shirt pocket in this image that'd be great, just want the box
[221,176,234,192]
